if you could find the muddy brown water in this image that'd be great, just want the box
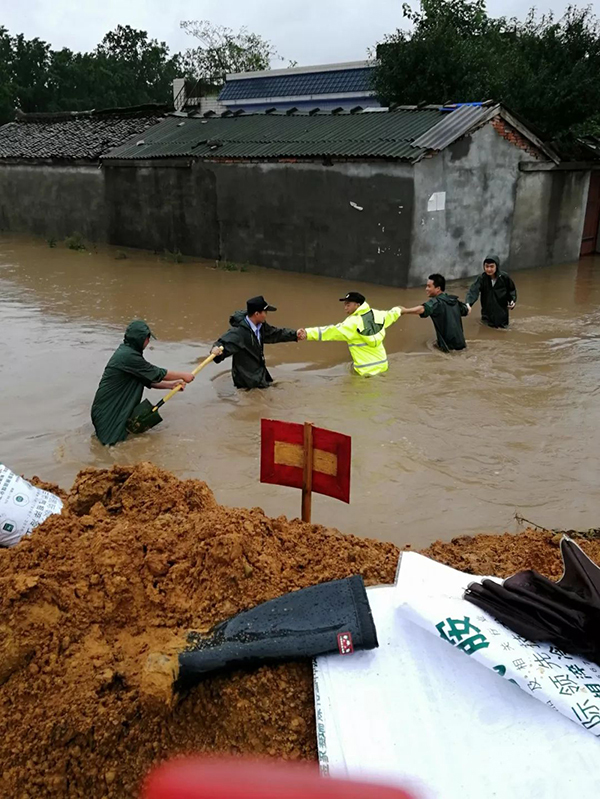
[1,234,599,548]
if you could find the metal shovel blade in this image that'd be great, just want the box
[126,399,163,434]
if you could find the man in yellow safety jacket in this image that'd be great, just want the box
[297,291,402,376]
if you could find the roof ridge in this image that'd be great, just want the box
[15,104,170,124]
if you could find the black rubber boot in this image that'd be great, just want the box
[179,575,378,678]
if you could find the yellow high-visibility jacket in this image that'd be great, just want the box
[305,302,402,376]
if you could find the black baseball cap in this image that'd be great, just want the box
[247,295,277,314]
[339,292,366,304]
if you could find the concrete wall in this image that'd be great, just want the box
[408,123,534,286]
[103,160,415,285]
[222,98,381,112]
[104,163,219,258]
[210,161,414,285]
[0,136,592,287]
[409,121,590,286]
[510,170,590,269]
[0,164,106,241]
[0,158,415,285]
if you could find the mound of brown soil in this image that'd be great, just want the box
[2,462,597,798]
[0,463,398,798]
[421,528,600,579]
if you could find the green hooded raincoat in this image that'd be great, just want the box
[465,255,517,328]
[91,320,167,446]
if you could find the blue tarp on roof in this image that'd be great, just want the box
[219,67,376,102]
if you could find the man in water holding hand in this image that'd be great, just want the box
[401,274,468,352]
[297,291,402,376]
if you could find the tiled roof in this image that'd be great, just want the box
[219,67,376,102]
[103,107,448,162]
[0,109,167,160]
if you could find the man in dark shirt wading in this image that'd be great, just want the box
[211,296,299,389]
[465,255,517,328]
[401,273,469,352]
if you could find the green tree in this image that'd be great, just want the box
[497,8,600,138]
[376,0,506,104]
[0,24,181,124]
[95,25,181,107]
[45,49,99,112]
[9,33,53,113]
[0,28,13,123]
[374,1,600,139]
[180,20,283,87]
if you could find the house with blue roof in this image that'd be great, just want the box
[216,60,380,114]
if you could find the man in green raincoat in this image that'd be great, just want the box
[401,274,468,352]
[91,320,195,446]
[465,255,517,328]
[211,296,299,389]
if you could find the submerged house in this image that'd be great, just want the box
[0,100,598,286]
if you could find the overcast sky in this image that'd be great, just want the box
[2,0,599,65]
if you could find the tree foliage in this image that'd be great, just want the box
[0,25,181,123]
[94,25,181,107]
[374,1,600,138]
[0,20,287,125]
[180,20,283,87]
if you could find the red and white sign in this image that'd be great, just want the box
[260,419,351,504]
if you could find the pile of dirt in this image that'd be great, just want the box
[2,462,598,798]
[0,463,398,798]
[421,528,600,579]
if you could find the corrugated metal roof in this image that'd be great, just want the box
[103,108,446,162]
[413,104,494,151]
[219,67,376,102]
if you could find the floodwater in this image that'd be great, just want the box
[1,234,600,549]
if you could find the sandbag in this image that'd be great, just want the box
[0,465,63,547]
[179,575,378,678]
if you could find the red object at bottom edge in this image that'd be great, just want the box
[143,758,417,799]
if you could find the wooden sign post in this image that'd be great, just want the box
[260,419,351,523]
[302,422,314,523]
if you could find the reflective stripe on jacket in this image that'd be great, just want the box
[305,302,401,376]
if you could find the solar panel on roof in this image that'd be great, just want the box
[219,67,376,102]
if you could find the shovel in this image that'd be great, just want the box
[126,351,219,435]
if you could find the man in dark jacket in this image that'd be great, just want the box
[401,274,468,352]
[211,296,298,388]
[465,255,517,328]
[91,320,195,446]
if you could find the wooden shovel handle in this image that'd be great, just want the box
[153,351,219,409]
[191,350,219,376]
